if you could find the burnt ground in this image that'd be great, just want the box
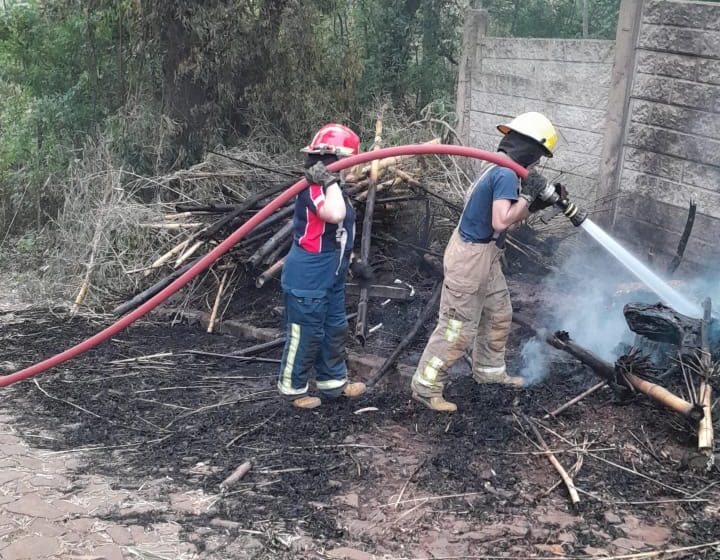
[1,267,720,559]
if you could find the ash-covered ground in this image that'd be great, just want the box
[2,265,719,558]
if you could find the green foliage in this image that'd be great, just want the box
[480,0,622,39]
[0,0,130,231]
[0,0,628,240]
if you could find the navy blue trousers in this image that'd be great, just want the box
[278,248,349,397]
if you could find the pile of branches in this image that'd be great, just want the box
[110,132,468,331]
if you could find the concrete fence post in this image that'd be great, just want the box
[595,0,644,228]
[456,9,488,146]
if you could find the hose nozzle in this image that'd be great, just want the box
[537,182,587,227]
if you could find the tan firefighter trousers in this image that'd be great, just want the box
[411,230,513,398]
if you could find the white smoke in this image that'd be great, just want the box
[519,337,550,386]
[519,235,660,384]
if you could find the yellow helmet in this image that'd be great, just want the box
[497,112,557,158]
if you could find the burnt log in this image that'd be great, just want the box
[549,331,704,421]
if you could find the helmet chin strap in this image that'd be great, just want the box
[497,131,545,168]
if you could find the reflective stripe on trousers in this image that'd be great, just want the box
[277,259,349,397]
[411,230,511,398]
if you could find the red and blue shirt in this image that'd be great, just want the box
[292,184,355,254]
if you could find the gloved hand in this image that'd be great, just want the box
[305,162,340,190]
[350,260,374,288]
[519,171,547,203]
[529,182,567,213]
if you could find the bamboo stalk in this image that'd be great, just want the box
[546,331,703,420]
[72,184,114,313]
[256,257,286,288]
[139,222,204,229]
[355,114,383,345]
[145,239,190,277]
[249,220,293,267]
[346,138,440,179]
[699,381,714,451]
[208,270,230,334]
[175,240,204,267]
[263,235,291,266]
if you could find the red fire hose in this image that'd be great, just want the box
[0,144,528,387]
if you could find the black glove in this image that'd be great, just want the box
[519,171,547,203]
[304,162,339,190]
[528,183,567,213]
[349,260,374,288]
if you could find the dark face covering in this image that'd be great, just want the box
[304,153,339,169]
[497,131,546,168]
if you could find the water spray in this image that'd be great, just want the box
[537,182,587,226]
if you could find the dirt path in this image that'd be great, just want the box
[0,289,203,559]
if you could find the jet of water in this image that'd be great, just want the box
[580,219,702,318]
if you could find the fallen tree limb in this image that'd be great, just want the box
[368,281,442,387]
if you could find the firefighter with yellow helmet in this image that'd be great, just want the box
[411,112,559,412]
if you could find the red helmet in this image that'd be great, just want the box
[301,123,360,157]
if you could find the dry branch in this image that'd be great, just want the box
[543,381,607,419]
[520,413,580,506]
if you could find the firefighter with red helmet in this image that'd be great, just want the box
[277,124,371,409]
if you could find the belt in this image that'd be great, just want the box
[462,233,505,247]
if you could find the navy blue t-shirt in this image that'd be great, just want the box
[458,165,519,242]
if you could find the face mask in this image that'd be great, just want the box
[497,131,545,168]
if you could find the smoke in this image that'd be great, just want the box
[519,338,550,386]
[517,221,720,384]
[519,235,660,384]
